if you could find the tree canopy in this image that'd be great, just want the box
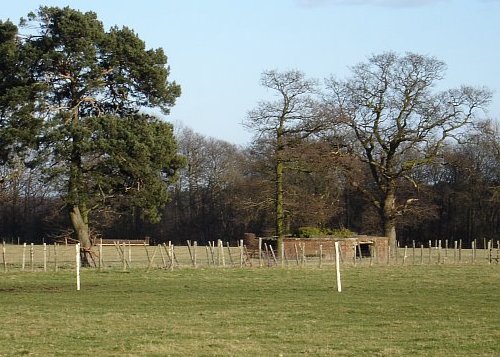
[324,52,492,248]
[0,6,182,259]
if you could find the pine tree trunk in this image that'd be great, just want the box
[69,205,92,265]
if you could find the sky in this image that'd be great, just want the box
[3,0,500,145]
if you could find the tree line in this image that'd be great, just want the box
[1,7,498,255]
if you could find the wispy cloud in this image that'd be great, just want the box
[298,0,450,8]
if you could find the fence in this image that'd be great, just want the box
[1,238,499,273]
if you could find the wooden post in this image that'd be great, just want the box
[420,244,424,265]
[412,240,415,265]
[30,243,34,272]
[387,245,391,266]
[334,242,341,293]
[403,246,408,265]
[170,243,174,271]
[2,241,6,272]
[488,240,492,265]
[187,240,195,267]
[22,242,26,271]
[144,242,151,265]
[159,244,167,269]
[43,243,47,272]
[459,239,462,262]
[239,239,244,268]
[395,241,399,265]
[353,243,357,267]
[428,241,432,264]
[194,241,198,268]
[294,244,300,266]
[258,238,263,267]
[205,246,210,266]
[472,240,476,264]
[445,239,449,259]
[208,242,215,265]
[128,242,132,264]
[146,245,159,272]
[54,243,58,272]
[437,240,441,264]
[219,240,225,267]
[319,244,323,268]
[122,242,127,271]
[226,242,234,267]
[270,245,278,266]
[454,241,457,264]
[99,239,103,270]
[76,243,81,291]
[264,243,271,267]
[301,243,306,267]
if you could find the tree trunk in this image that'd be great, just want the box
[69,205,92,265]
[276,157,284,256]
[382,187,397,253]
[275,126,285,256]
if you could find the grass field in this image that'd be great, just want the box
[0,265,499,356]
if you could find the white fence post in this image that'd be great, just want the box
[76,243,81,291]
[335,242,342,293]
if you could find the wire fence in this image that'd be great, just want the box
[1,238,499,273]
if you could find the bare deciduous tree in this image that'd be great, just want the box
[325,52,492,249]
[244,70,319,251]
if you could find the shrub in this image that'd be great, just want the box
[296,227,356,238]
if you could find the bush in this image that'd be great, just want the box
[296,227,356,238]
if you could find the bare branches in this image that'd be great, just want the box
[323,52,492,244]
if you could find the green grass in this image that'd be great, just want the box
[1,265,499,356]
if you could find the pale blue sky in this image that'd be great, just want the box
[3,0,500,144]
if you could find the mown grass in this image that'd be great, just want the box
[0,265,499,356]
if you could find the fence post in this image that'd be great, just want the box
[412,240,415,265]
[194,241,198,268]
[54,243,58,272]
[2,241,6,272]
[319,244,323,268]
[30,243,34,272]
[99,239,103,270]
[22,242,26,271]
[43,243,47,272]
[170,243,174,271]
[335,241,342,293]
[219,240,225,267]
[258,238,263,267]
[239,239,244,268]
[488,240,492,264]
[227,242,235,267]
[459,239,462,263]
[437,240,441,264]
[281,242,285,268]
[472,240,476,264]
[75,243,81,291]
